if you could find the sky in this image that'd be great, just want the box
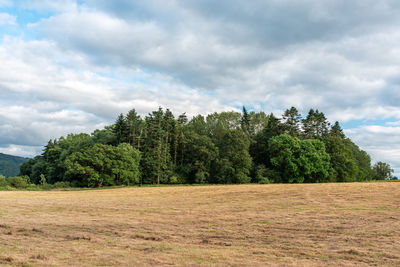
[0,0,399,176]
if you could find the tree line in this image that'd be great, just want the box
[18,107,395,187]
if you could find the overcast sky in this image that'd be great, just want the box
[0,0,399,175]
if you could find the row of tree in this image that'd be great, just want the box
[19,107,394,187]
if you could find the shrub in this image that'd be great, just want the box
[235,171,251,184]
[194,172,206,184]
[0,175,7,187]
[26,184,40,191]
[7,176,30,189]
[40,183,54,190]
[168,176,179,184]
[255,165,277,184]
[53,181,71,188]
[258,177,270,184]
[40,174,47,185]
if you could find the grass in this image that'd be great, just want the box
[0,182,400,266]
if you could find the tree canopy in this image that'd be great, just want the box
[19,106,389,187]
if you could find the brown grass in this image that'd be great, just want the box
[1,183,400,266]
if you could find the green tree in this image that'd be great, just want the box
[248,111,270,136]
[282,107,301,137]
[302,109,330,139]
[141,108,174,184]
[18,105,379,186]
[179,130,218,184]
[241,106,251,140]
[30,156,48,184]
[174,113,188,167]
[126,109,145,149]
[345,139,372,181]
[268,134,330,183]
[206,111,242,142]
[41,134,94,184]
[64,143,141,187]
[352,146,372,181]
[91,126,116,145]
[323,135,358,182]
[113,113,129,145]
[250,113,283,167]
[19,158,36,177]
[372,161,393,180]
[330,121,345,138]
[212,130,252,183]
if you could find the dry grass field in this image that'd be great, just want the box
[1,183,400,266]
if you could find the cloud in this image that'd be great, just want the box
[0,13,16,25]
[346,125,400,176]
[0,36,231,155]
[0,144,43,158]
[1,0,400,174]
[30,1,400,120]
[0,0,12,7]
[15,0,78,12]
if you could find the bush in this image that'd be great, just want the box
[0,175,7,187]
[40,174,47,185]
[53,181,71,188]
[168,176,179,184]
[40,183,54,190]
[26,184,40,191]
[7,176,30,189]
[39,181,71,190]
[258,177,270,184]
[194,172,206,184]
[255,165,278,183]
[235,171,251,184]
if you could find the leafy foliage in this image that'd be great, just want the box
[268,134,330,183]
[64,143,141,187]
[18,106,386,187]
[0,175,7,187]
[7,175,30,189]
[372,161,394,180]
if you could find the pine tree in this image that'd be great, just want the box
[126,109,144,149]
[282,107,301,137]
[241,106,251,139]
[330,121,345,138]
[113,113,129,145]
[302,109,330,139]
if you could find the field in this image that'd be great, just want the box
[1,183,400,266]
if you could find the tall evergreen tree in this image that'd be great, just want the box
[126,109,144,149]
[330,121,345,138]
[174,113,188,167]
[250,113,283,167]
[302,109,330,139]
[282,107,301,137]
[241,106,251,140]
[212,130,252,184]
[113,113,129,145]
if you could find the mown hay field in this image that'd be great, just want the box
[1,183,400,266]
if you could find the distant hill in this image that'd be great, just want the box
[0,153,30,177]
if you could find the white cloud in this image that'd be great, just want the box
[30,4,400,123]
[0,36,230,153]
[346,125,400,176]
[0,0,12,7]
[16,0,78,12]
[1,0,400,174]
[0,13,16,25]
[0,144,42,158]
